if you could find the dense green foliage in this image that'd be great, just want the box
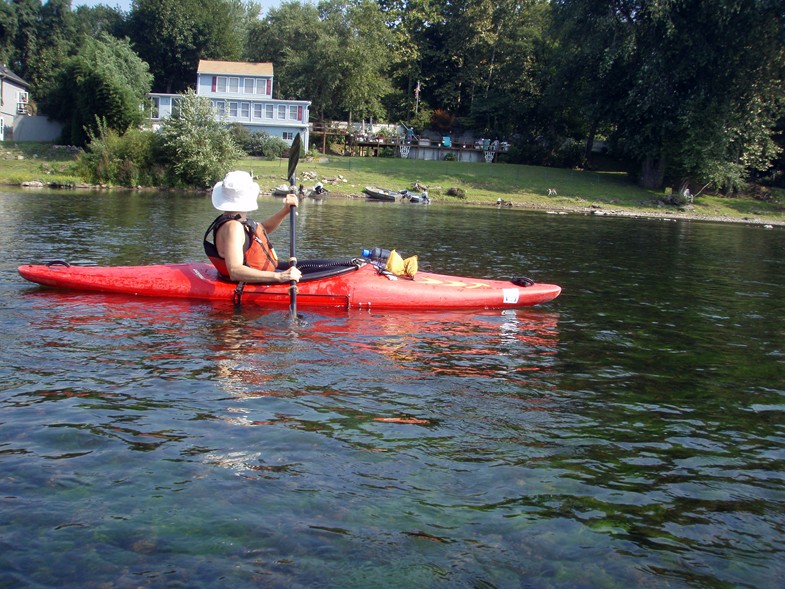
[1,0,783,193]
[79,119,165,186]
[40,33,152,146]
[549,0,785,192]
[157,90,243,187]
[127,0,247,93]
[78,91,241,188]
[228,125,289,159]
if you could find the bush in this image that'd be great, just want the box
[250,133,288,159]
[158,90,243,187]
[82,91,244,189]
[410,107,432,133]
[79,118,165,186]
[228,124,253,152]
[228,124,288,159]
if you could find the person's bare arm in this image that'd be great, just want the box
[218,220,301,284]
[261,194,297,233]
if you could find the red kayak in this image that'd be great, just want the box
[18,259,561,309]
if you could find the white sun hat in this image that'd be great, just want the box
[211,171,260,212]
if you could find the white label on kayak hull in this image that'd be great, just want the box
[503,288,519,304]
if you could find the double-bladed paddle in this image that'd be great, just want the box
[287,133,301,319]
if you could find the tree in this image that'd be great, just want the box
[128,0,200,93]
[378,0,440,122]
[322,0,393,123]
[0,0,18,65]
[158,89,242,187]
[247,0,393,123]
[552,0,785,191]
[466,0,550,137]
[283,27,344,120]
[194,0,245,62]
[245,1,325,98]
[73,4,126,39]
[128,0,247,93]
[32,0,77,96]
[6,0,42,85]
[381,0,549,135]
[41,33,153,146]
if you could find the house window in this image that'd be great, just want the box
[243,79,254,94]
[256,79,267,95]
[253,103,263,119]
[277,105,286,119]
[216,77,227,92]
[265,104,274,118]
[240,102,250,119]
[150,97,160,119]
[229,101,238,117]
[289,105,298,120]
[228,77,239,93]
[283,131,294,141]
[212,100,226,116]
[171,98,182,118]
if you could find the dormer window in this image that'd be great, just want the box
[256,79,271,96]
[213,76,239,93]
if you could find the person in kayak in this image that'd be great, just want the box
[204,170,302,284]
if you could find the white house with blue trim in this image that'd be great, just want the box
[149,60,310,149]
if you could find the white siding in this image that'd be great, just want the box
[151,65,310,148]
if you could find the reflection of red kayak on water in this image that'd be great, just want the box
[18,259,560,309]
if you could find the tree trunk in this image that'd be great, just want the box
[639,156,665,189]
[583,120,597,168]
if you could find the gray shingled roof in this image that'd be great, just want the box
[0,65,30,88]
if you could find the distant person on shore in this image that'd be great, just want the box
[203,170,301,284]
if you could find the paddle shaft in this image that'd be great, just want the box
[288,204,297,316]
[287,133,301,318]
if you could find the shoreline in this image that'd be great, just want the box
[323,189,785,227]
[495,201,785,227]
[7,181,784,227]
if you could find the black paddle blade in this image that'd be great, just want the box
[287,133,301,187]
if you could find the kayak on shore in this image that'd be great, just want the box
[18,256,561,310]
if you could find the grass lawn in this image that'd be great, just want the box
[243,155,785,223]
[2,142,783,224]
[0,142,82,186]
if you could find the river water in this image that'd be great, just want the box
[1,188,783,588]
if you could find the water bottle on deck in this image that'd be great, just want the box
[361,247,391,261]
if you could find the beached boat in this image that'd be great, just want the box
[271,184,291,197]
[364,186,400,202]
[401,190,430,204]
[272,184,311,198]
